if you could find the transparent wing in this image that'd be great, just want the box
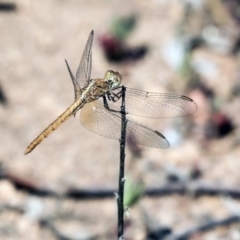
[75,30,93,87]
[65,59,81,101]
[107,87,198,118]
[80,100,169,148]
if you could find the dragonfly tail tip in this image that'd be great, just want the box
[24,148,30,155]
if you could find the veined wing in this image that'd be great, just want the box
[107,87,198,118]
[76,30,93,87]
[65,59,81,101]
[65,30,93,102]
[80,100,169,148]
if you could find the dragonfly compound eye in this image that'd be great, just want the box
[105,70,122,89]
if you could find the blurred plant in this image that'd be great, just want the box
[163,0,238,145]
[98,15,148,63]
[192,83,235,140]
[179,37,205,88]
[206,112,235,139]
[111,15,136,40]
[123,177,145,208]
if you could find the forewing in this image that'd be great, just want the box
[80,100,169,148]
[76,30,93,87]
[108,88,198,118]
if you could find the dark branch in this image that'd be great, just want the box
[171,215,240,240]
[117,86,127,239]
[3,166,240,200]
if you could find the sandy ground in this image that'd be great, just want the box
[0,0,240,239]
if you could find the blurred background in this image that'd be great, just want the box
[1,0,240,239]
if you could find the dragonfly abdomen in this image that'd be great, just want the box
[24,99,84,155]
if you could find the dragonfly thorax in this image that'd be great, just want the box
[104,70,122,89]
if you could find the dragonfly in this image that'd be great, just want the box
[24,30,197,155]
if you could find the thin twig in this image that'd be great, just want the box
[168,214,240,240]
[117,86,127,239]
[39,218,98,240]
[2,202,240,240]
[4,166,240,200]
[4,163,240,201]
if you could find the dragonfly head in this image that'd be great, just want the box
[104,70,122,89]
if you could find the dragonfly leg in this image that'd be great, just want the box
[107,88,123,102]
[103,96,121,113]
